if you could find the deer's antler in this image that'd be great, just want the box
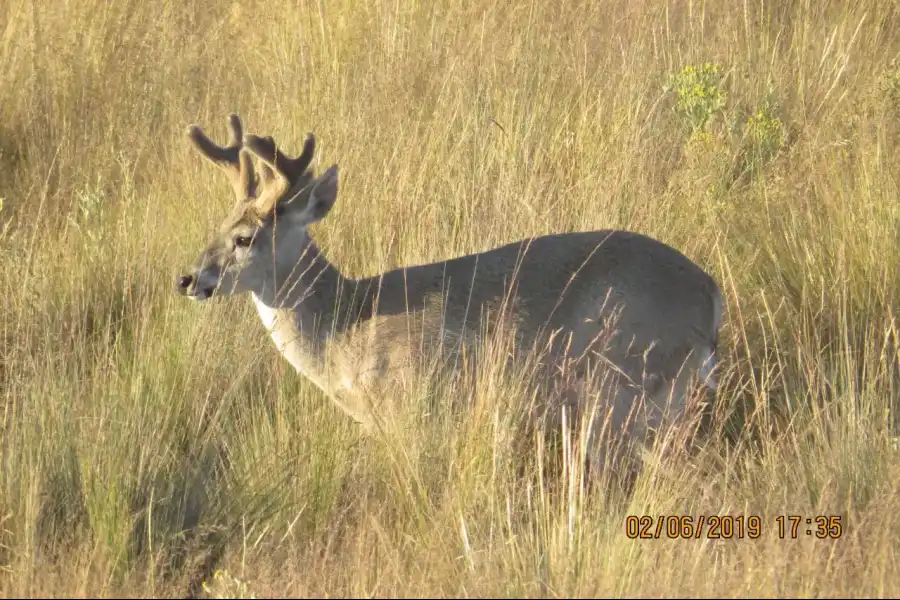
[187,113,255,201]
[243,132,316,213]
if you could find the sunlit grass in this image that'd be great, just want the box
[1,0,900,596]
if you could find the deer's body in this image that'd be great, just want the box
[246,231,721,432]
[176,114,723,468]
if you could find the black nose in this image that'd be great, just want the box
[177,274,193,292]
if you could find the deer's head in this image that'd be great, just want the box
[176,114,339,302]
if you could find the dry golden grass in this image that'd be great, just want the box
[2,0,900,596]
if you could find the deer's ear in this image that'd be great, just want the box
[296,165,338,224]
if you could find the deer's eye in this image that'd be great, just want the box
[234,235,253,248]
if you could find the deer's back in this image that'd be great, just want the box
[335,229,720,398]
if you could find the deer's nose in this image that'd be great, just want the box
[176,273,194,293]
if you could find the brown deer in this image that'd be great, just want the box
[176,113,723,474]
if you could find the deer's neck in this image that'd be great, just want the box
[250,243,361,395]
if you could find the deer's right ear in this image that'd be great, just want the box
[297,165,338,224]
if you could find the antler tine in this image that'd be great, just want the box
[186,113,255,201]
[257,136,278,188]
[243,132,317,186]
[294,133,316,176]
[226,113,243,146]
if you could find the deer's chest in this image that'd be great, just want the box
[251,295,367,392]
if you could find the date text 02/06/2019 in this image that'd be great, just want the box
[624,515,843,540]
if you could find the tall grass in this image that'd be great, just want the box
[2,0,900,596]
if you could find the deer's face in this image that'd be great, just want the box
[174,115,338,302]
[177,204,278,300]
[175,178,334,301]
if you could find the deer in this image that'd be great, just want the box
[175,113,724,476]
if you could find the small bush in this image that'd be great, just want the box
[665,62,728,133]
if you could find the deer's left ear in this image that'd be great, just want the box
[294,165,338,224]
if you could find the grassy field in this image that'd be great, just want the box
[2,0,900,596]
